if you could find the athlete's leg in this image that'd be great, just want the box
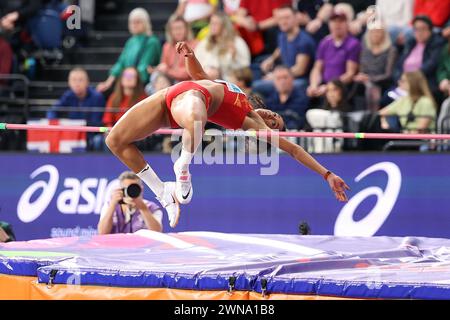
[105,96,167,197]
[106,96,182,227]
[171,91,207,153]
[170,91,208,204]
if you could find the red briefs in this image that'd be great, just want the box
[165,80,253,129]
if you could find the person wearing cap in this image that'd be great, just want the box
[394,15,445,93]
[307,7,361,98]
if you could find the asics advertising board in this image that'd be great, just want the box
[0,154,449,240]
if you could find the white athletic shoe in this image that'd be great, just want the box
[174,169,193,205]
[156,182,180,228]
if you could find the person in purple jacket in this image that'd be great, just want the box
[98,171,163,234]
[307,8,362,98]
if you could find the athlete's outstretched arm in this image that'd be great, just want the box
[176,41,211,81]
[242,111,350,202]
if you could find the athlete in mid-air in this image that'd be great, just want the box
[106,41,350,227]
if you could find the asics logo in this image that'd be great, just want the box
[17,165,59,223]
[334,162,402,236]
[17,165,118,223]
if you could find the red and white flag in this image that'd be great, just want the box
[27,119,87,153]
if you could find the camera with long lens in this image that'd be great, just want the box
[119,183,142,204]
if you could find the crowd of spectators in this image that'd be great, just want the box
[1,0,450,152]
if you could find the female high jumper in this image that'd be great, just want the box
[106,41,350,228]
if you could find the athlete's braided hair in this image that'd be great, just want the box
[247,93,267,110]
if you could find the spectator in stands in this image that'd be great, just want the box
[394,15,445,93]
[307,79,351,123]
[413,0,450,30]
[437,27,450,145]
[438,99,450,151]
[0,221,15,243]
[260,65,309,129]
[295,0,328,42]
[0,1,43,69]
[233,0,291,58]
[443,24,450,40]
[323,79,351,112]
[0,36,13,88]
[98,171,163,234]
[47,67,105,151]
[97,8,161,93]
[303,1,374,39]
[379,71,437,133]
[47,67,104,124]
[103,67,147,128]
[329,0,375,19]
[0,1,42,36]
[353,18,397,110]
[254,6,316,97]
[379,15,442,107]
[223,0,241,16]
[372,0,414,44]
[379,69,409,108]
[175,0,216,36]
[228,67,254,96]
[150,15,196,84]
[306,79,350,152]
[333,3,360,37]
[146,72,172,96]
[194,12,250,81]
[438,36,450,97]
[307,8,361,99]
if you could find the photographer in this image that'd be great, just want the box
[98,171,163,234]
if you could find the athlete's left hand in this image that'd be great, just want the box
[327,174,350,202]
[176,41,194,56]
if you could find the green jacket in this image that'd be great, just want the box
[437,43,450,83]
[110,34,161,84]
